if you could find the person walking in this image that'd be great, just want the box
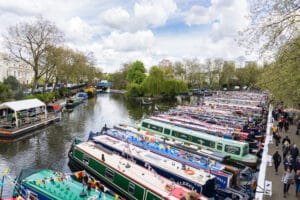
[274,132,281,147]
[282,168,295,198]
[273,150,282,175]
[284,120,289,133]
[283,155,293,171]
[272,124,278,138]
[290,144,299,162]
[295,170,300,198]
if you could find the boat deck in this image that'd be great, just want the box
[106,128,225,171]
[93,134,215,186]
[76,141,208,200]
[22,169,114,200]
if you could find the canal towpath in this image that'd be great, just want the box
[264,121,300,200]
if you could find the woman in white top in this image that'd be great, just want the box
[282,168,295,198]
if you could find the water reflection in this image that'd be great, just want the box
[0,93,185,197]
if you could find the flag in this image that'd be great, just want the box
[0,181,3,187]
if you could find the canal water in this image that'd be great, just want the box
[0,93,188,197]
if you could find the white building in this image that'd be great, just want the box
[0,53,34,84]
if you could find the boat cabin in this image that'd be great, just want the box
[0,99,47,129]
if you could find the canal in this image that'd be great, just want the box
[0,93,184,198]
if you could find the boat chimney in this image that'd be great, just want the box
[101,154,105,162]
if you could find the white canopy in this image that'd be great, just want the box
[0,98,46,112]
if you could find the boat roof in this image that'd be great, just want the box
[0,99,46,112]
[75,141,207,200]
[93,134,215,186]
[140,118,248,145]
[21,169,115,200]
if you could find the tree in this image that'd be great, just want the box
[256,36,300,107]
[0,83,13,102]
[142,66,164,96]
[109,63,130,89]
[173,61,186,80]
[4,18,63,91]
[3,76,21,91]
[219,61,235,89]
[126,61,146,84]
[235,62,261,89]
[241,0,300,53]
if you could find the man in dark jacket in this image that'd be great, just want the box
[273,150,282,175]
[290,144,299,162]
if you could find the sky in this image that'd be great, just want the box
[0,0,256,73]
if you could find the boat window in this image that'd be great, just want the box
[217,143,223,151]
[128,182,135,194]
[105,169,114,180]
[192,137,215,148]
[224,145,241,155]
[172,130,187,140]
[149,124,163,133]
[243,145,249,156]
[142,122,149,128]
[164,128,170,135]
[83,155,89,165]
[26,190,38,200]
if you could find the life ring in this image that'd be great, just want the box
[184,169,195,175]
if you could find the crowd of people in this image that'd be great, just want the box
[271,104,300,198]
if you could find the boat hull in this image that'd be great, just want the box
[0,117,59,142]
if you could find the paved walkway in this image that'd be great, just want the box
[264,122,299,200]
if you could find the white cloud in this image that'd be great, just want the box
[134,0,177,27]
[184,0,249,40]
[101,7,130,29]
[101,30,154,51]
[63,17,95,43]
[185,5,213,25]
[0,0,256,73]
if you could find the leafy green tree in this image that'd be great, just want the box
[126,61,146,84]
[236,62,261,89]
[257,36,300,107]
[0,83,13,102]
[125,83,143,97]
[3,76,21,91]
[141,66,164,96]
[3,76,24,100]
[219,61,235,89]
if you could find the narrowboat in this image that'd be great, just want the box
[0,99,61,142]
[91,134,216,198]
[139,119,258,167]
[97,127,232,189]
[100,127,250,198]
[13,169,117,200]
[65,97,83,109]
[114,124,230,163]
[68,139,208,200]
[84,87,96,98]
[76,92,89,100]
[150,115,249,141]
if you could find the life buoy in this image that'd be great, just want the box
[184,169,195,175]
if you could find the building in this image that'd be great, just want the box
[0,53,34,84]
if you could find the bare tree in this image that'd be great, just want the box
[240,0,300,54]
[3,17,63,90]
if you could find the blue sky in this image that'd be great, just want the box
[0,0,255,72]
